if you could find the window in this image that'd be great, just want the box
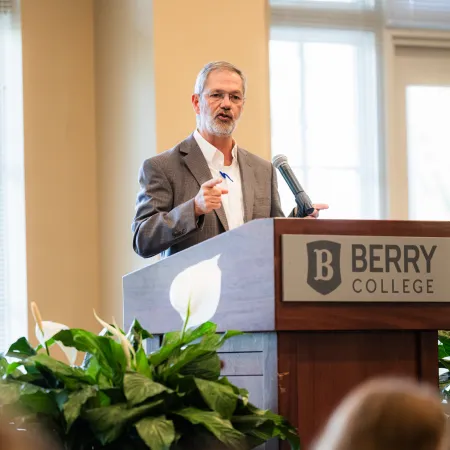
[0,1,27,350]
[406,86,450,220]
[270,0,450,221]
[269,1,382,219]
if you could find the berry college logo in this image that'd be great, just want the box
[307,240,342,295]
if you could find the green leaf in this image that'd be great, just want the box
[0,380,22,404]
[149,332,182,367]
[85,356,101,381]
[124,372,170,406]
[53,329,127,385]
[98,373,114,390]
[439,336,450,360]
[161,331,182,347]
[180,352,221,381]
[29,354,94,387]
[149,323,217,367]
[165,374,197,395]
[185,322,218,342]
[0,355,8,375]
[175,407,245,449]
[135,348,152,378]
[20,390,58,416]
[238,404,300,450]
[35,337,56,353]
[6,361,24,377]
[201,330,243,350]
[160,330,240,380]
[10,361,46,384]
[83,400,163,445]
[135,416,175,450]
[96,391,112,407]
[54,389,69,410]
[126,319,153,352]
[195,378,238,419]
[3,382,61,416]
[231,414,269,431]
[220,330,243,342]
[219,377,249,400]
[7,337,37,360]
[63,385,97,431]
[441,359,450,371]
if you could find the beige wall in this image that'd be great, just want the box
[94,0,156,324]
[20,0,271,334]
[21,0,100,338]
[153,0,272,160]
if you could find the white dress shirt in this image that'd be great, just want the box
[193,130,244,230]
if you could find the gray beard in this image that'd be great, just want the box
[205,117,236,137]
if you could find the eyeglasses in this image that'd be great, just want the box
[204,91,244,105]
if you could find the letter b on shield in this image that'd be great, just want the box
[307,241,342,295]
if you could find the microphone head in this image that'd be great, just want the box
[272,154,288,169]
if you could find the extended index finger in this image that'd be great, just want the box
[202,178,223,188]
[312,203,329,210]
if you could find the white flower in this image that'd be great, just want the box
[93,310,135,370]
[169,254,222,329]
[31,302,77,366]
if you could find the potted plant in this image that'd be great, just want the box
[0,302,299,450]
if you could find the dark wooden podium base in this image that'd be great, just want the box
[277,330,438,448]
[273,220,445,448]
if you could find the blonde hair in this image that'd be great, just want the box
[313,377,448,450]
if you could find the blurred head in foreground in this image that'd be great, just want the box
[313,377,448,450]
[0,421,59,450]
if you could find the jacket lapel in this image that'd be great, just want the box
[180,135,229,231]
[238,148,255,223]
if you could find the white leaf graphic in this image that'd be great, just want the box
[170,254,222,328]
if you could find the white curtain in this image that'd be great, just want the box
[0,0,27,350]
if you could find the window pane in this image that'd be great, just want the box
[407,86,450,220]
[304,42,358,167]
[308,168,361,219]
[269,40,303,167]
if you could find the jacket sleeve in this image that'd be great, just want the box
[132,158,204,258]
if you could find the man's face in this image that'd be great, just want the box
[193,70,245,137]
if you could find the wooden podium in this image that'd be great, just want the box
[123,218,450,449]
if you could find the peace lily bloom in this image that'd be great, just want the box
[170,254,222,329]
[93,310,135,370]
[30,302,77,366]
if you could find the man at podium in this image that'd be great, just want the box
[132,61,328,258]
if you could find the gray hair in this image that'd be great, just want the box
[194,61,247,97]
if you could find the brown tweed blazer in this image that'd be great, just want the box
[132,134,285,258]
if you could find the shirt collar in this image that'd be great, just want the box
[193,130,238,167]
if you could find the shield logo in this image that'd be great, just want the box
[307,241,342,295]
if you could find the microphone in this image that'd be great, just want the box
[272,154,315,217]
